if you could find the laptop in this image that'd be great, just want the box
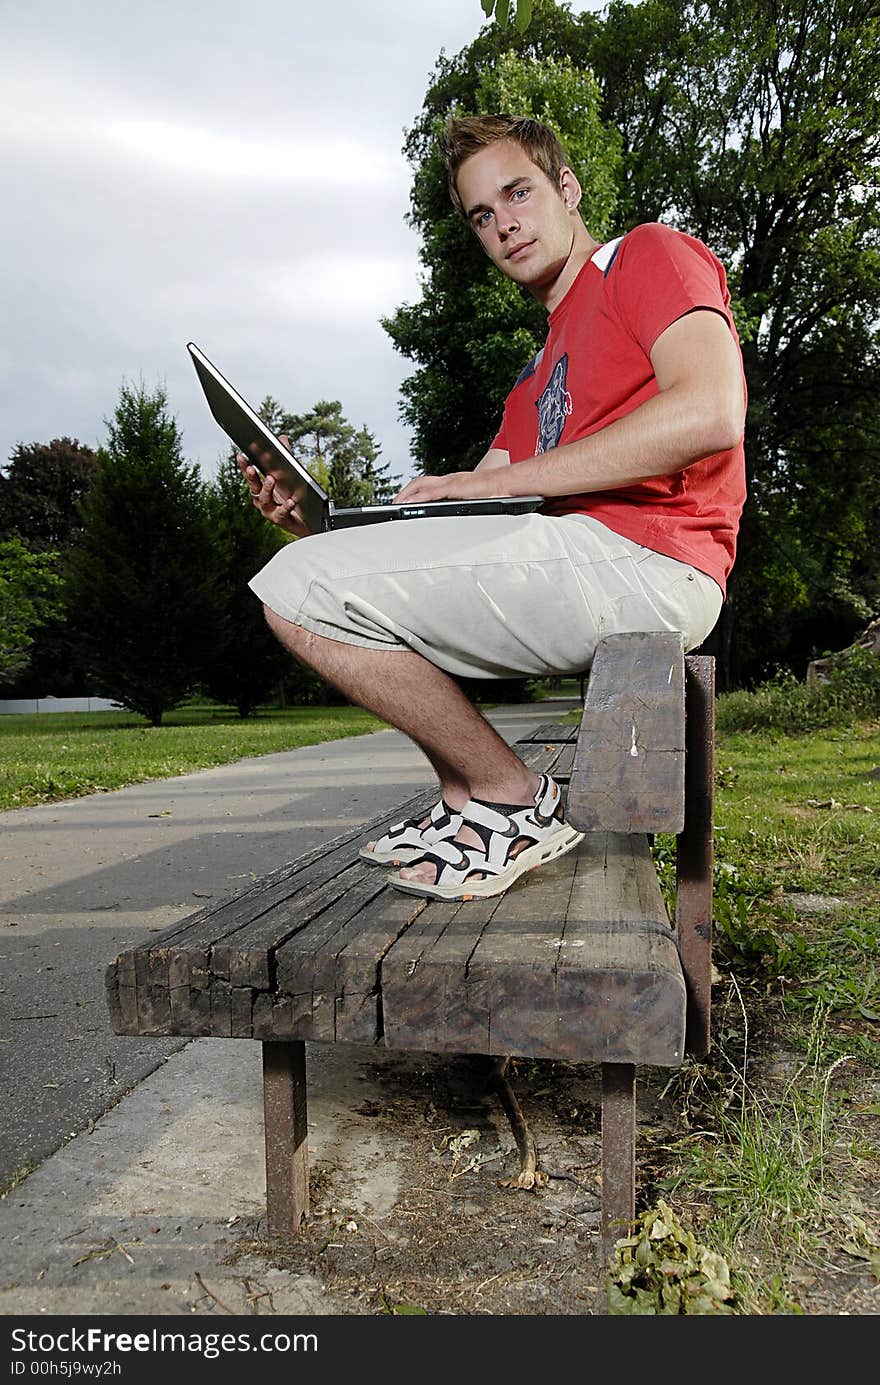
[187,343,544,532]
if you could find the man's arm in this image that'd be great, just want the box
[474,446,511,471]
[394,308,744,504]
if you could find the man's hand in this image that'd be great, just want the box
[393,467,509,506]
[236,437,311,537]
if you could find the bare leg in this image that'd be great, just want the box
[264,607,540,809]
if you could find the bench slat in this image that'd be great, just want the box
[107,832,685,1067]
[380,834,684,1066]
[515,722,579,744]
[567,632,686,833]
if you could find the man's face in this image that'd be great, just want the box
[455,138,580,297]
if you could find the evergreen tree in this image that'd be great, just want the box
[202,455,293,717]
[66,381,216,726]
[282,400,400,506]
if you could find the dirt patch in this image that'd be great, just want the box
[225,1037,879,1315]
[226,1053,681,1315]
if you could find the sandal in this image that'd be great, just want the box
[359,798,463,866]
[387,775,583,901]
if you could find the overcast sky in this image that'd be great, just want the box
[0,0,605,487]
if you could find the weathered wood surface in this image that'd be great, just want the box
[107,737,570,1040]
[567,632,687,834]
[381,832,684,1065]
[677,655,715,1056]
[106,720,685,1066]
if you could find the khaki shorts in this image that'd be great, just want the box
[248,512,723,680]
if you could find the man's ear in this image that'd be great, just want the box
[559,166,582,211]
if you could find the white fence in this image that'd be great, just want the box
[0,696,122,715]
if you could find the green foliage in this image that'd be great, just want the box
[588,0,880,683]
[396,0,880,683]
[0,437,99,551]
[480,0,534,32]
[0,538,63,683]
[607,1201,740,1314]
[668,1002,878,1309]
[716,649,880,734]
[0,438,100,695]
[66,381,217,726]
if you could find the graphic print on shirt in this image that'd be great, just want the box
[535,353,572,455]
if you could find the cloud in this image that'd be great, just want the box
[107,121,400,186]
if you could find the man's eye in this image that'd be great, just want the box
[512,188,528,202]
[476,211,492,228]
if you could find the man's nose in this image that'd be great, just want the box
[498,218,519,240]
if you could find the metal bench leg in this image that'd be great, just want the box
[262,1040,309,1237]
[601,1062,635,1265]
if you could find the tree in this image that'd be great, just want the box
[202,454,294,717]
[66,382,216,726]
[0,437,99,551]
[382,3,613,473]
[0,437,100,695]
[0,539,63,685]
[282,400,400,506]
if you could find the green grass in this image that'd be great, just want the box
[652,718,880,1312]
[701,722,878,1021]
[0,702,388,810]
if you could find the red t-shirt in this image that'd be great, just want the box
[491,222,747,594]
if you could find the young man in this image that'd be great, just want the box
[238,114,747,902]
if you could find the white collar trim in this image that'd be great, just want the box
[590,236,623,272]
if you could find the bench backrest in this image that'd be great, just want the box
[565,633,715,1057]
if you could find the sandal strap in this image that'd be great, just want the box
[402,777,568,886]
[401,843,511,885]
[375,798,461,851]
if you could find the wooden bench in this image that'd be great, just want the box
[105,631,714,1265]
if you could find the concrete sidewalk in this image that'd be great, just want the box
[2,700,594,1318]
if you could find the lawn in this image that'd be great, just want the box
[0,702,388,810]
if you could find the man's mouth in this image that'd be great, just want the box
[505,241,534,261]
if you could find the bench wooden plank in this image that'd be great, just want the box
[567,632,686,833]
[104,739,573,1033]
[378,895,498,1054]
[273,885,425,1043]
[515,722,579,744]
[380,833,684,1066]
